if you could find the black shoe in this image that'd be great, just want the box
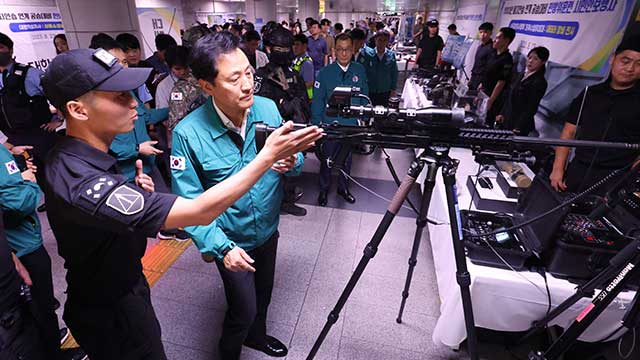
[281,202,307,216]
[158,229,191,241]
[59,327,69,345]
[61,347,88,360]
[318,191,328,207]
[244,335,288,357]
[337,189,356,203]
[37,203,46,212]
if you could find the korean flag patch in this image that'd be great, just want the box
[170,155,186,171]
[314,81,320,89]
[352,75,359,83]
[4,160,19,175]
[170,92,183,101]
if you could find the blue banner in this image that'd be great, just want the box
[9,21,63,32]
[508,19,579,40]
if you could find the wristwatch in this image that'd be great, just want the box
[221,243,235,257]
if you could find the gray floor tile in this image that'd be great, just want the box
[268,286,306,326]
[338,336,435,360]
[152,266,227,311]
[277,232,323,266]
[274,254,315,291]
[153,296,224,353]
[164,340,214,360]
[342,304,440,354]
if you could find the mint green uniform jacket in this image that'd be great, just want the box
[311,61,369,126]
[171,96,304,259]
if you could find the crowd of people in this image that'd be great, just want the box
[0,11,638,360]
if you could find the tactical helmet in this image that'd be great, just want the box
[265,26,294,49]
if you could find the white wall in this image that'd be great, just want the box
[0,0,56,5]
[135,0,186,31]
[57,0,143,49]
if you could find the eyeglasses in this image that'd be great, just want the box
[335,47,352,53]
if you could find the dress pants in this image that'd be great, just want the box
[319,140,352,193]
[215,232,279,360]
[63,276,167,360]
[19,245,61,360]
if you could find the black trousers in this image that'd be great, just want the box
[565,160,621,196]
[370,92,391,106]
[215,232,279,360]
[63,276,166,360]
[0,302,46,360]
[319,140,352,193]
[19,245,61,360]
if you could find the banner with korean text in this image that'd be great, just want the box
[498,0,635,74]
[0,5,64,71]
[137,8,182,58]
[454,4,488,78]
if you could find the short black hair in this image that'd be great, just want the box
[335,23,343,32]
[308,19,320,28]
[190,32,240,83]
[155,34,177,51]
[243,22,255,32]
[243,30,261,42]
[320,18,331,26]
[305,17,314,23]
[615,35,640,55]
[116,33,141,50]
[165,45,190,68]
[375,22,385,31]
[89,33,123,51]
[448,24,457,31]
[350,28,366,41]
[528,46,550,62]
[335,33,352,45]
[499,27,516,43]
[230,24,243,34]
[222,23,231,30]
[0,32,13,49]
[479,22,494,32]
[293,34,308,44]
[374,30,390,39]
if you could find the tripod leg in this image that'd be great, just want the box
[307,160,425,360]
[397,161,439,324]
[442,164,479,360]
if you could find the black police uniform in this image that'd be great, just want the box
[563,81,640,193]
[0,63,56,188]
[41,48,177,360]
[43,137,177,360]
[480,50,513,127]
[0,209,46,360]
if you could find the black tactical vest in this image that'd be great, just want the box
[0,63,52,134]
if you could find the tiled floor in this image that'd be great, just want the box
[39,148,629,359]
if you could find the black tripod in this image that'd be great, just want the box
[524,238,640,359]
[307,146,480,360]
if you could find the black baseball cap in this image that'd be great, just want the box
[42,48,151,110]
[427,19,439,27]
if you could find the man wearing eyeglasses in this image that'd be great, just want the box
[311,33,368,207]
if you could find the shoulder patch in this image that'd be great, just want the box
[82,176,117,204]
[106,185,144,215]
[314,81,320,89]
[170,91,183,101]
[170,155,186,170]
[4,160,19,175]
[352,75,359,83]
[254,80,262,93]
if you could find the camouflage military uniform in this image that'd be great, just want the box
[167,74,207,130]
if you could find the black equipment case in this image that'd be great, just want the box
[462,176,568,271]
